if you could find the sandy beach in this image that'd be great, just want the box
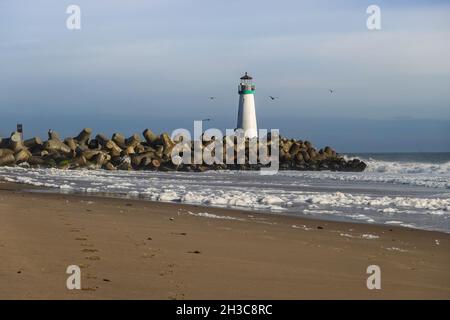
[0,181,449,299]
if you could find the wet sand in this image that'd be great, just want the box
[0,181,449,299]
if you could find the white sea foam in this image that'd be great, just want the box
[361,234,379,240]
[339,233,379,239]
[292,224,313,231]
[385,247,409,253]
[188,211,244,221]
[339,233,355,238]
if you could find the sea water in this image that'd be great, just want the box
[1,153,449,232]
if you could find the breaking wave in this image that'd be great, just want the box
[364,159,450,175]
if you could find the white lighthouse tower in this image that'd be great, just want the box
[236,72,258,138]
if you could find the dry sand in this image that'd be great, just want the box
[0,181,449,299]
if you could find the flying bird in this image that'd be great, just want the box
[208,96,216,100]
[202,118,212,122]
[329,89,334,94]
[268,96,279,100]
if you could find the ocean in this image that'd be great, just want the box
[1,152,449,232]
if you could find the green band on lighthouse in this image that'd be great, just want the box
[239,90,255,94]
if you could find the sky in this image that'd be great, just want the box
[0,0,449,152]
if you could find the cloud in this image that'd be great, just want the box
[0,1,449,121]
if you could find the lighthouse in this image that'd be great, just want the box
[237,72,258,138]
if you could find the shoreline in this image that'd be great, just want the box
[5,179,450,235]
[3,180,428,235]
[1,181,449,299]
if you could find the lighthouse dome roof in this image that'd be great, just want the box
[240,72,253,80]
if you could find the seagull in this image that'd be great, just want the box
[268,96,279,100]
[208,96,216,100]
[202,118,212,122]
[329,89,334,94]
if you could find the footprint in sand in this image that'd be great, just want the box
[75,237,88,241]
[141,252,153,259]
[85,255,100,261]
[171,232,187,236]
[169,278,186,300]
[82,248,98,253]
[82,287,98,292]
[168,293,185,300]
[159,270,174,276]
[159,262,177,277]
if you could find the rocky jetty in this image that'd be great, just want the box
[0,128,367,172]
